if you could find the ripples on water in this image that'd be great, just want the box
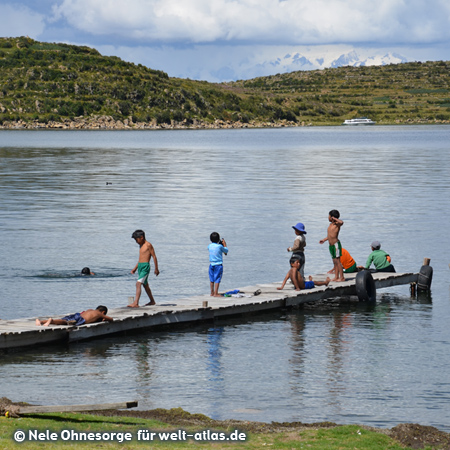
[1,126,450,431]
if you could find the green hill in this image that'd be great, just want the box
[1,36,450,128]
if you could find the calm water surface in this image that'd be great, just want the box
[1,126,450,430]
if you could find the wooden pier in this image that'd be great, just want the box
[0,271,423,352]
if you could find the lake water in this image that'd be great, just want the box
[1,126,450,431]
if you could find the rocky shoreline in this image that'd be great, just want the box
[0,115,305,130]
[1,115,448,130]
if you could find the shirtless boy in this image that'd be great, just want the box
[277,258,331,291]
[36,305,113,326]
[129,229,160,307]
[319,209,345,282]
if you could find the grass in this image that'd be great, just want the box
[0,413,414,450]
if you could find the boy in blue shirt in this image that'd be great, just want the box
[208,232,228,297]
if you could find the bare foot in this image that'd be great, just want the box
[325,277,331,286]
[277,287,283,290]
[127,303,139,308]
[43,318,52,327]
[144,301,156,306]
[213,294,222,297]
[309,275,313,281]
[337,278,345,282]
[35,319,42,326]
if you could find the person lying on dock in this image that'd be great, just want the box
[277,258,331,291]
[358,241,396,273]
[35,305,113,327]
[328,248,359,274]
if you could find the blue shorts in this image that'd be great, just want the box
[304,281,314,289]
[209,264,223,283]
[61,312,85,326]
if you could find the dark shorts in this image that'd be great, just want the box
[292,252,305,271]
[376,264,396,273]
[61,312,85,326]
[209,264,223,283]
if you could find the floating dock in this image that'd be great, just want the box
[0,270,425,353]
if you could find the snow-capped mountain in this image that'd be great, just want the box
[255,50,408,76]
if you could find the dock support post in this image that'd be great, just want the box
[410,282,417,297]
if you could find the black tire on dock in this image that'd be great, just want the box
[417,265,433,290]
[355,270,376,302]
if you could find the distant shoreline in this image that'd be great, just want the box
[1,116,448,130]
[0,116,302,130]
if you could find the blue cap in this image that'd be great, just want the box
[292,222,307,234]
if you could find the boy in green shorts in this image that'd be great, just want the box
[319,209,345,282]
[128,229,160,307]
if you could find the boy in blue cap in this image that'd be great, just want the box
[287,222,307,277]
[208,232,228,297]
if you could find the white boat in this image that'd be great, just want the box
[342,117,376,125]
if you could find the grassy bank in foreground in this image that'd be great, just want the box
[1,409,448,450]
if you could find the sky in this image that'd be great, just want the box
[2,0,450,82]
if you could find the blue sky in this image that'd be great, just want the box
[2,0,450,82]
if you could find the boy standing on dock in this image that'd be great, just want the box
[208,232,228,297]
[320,209,345,282]
[128,229,159,307]
[277,257,330,291]
[287,222,307,278]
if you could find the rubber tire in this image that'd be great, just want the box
[417,265,433,290]
[355,270,376,302]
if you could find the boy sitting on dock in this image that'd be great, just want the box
[319,209,345,282]
[208,232,228,297]
[277,258,331,291]
[36,306,113,326]
[359,241,396,273]
[129,229,160,307]
[328,248,358,274]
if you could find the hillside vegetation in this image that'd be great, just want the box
[1,36,450,128]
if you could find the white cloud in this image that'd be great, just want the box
[0,3,46,38]
[51,0,450,45]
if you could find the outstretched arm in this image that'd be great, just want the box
[277,271,290,290]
